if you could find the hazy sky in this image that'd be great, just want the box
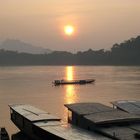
[0,0,140,52]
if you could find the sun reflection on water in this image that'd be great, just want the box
[66,66,73,81]
[65,66,77,104]
[63,66,77,121]
[65,85,76,104]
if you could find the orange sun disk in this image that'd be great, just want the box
[64,25,74,36]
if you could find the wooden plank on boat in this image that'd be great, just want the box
[97,126,139,140]
[84,110,140,125]
[10,104,47,114]
[129,124,140,132]
[9,104,61,122]
[65,103,113,115]
[34,121,111,140]
[111,100,140,115]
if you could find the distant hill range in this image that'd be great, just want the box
[0,36,140,65]
[0,39,52,54]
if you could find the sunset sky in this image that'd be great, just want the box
[0,0,140,52]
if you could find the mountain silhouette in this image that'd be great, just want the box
[0,39,52,54]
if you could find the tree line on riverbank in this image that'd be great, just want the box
[0,36,140,66]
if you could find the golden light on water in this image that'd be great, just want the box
[65,85,76,104]
[63,66,77,121]
[66,66,74,81]
[64,84,77,121]
[65,66,77,105]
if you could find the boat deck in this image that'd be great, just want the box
[98,126,139,140]
[9,104,60,122]
[111,100,140,115]
[34,121,110,140]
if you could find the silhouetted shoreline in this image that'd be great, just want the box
[0,36,140,66]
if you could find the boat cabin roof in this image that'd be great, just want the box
[65,103,112,115]
[111,100,140,115]
[84,110,140,125]
[9,104,60,122]
[65,103,140,125]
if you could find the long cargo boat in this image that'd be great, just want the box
[9,101,140,140]
[9,104,110,140]
[65,101,140,140]
[54,79,95,86]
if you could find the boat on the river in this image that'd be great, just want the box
[65,101,140,140]
[54,79,95,86]
[0,127,10,140]
[9,104,108,140]
[9,101,140,140]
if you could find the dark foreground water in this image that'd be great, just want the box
[0,66,140,138]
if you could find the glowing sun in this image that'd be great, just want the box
[64,25,74,36]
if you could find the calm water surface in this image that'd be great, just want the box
[0,66,140,136]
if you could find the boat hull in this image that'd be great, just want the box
[54,79,95,86]
[0,128,10,140]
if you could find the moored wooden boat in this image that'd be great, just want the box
[54,79,95,86]
[9,101,140,140]
[9,104,109,140]
[65,102,140,140]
